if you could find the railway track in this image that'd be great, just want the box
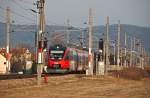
[0,74,40,80]
[0,73,76,80]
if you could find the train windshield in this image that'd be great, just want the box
[50,50,64,60]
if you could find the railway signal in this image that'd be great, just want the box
[43,37,47,52]
[99,38,103,51]
[38,37,47,51]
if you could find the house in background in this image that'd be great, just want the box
[0,54,6,74]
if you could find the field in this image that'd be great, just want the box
[0,73,150,98]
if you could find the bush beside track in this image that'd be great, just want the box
[112,67,150,80]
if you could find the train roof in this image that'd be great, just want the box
[49,44,88,51]
[49,44,66,50]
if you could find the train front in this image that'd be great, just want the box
[44,45,69,73]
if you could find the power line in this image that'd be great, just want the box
[0,20,5,23]
[0,6,5,22]
[18,0,35,6]
[13,0,30,10]
[0,14,4,20]
[0,6,35,30]
[0,19,5,23]
[46,19,64,26]
[11,9,35,22]
[0,6,5,10]
[0,5,35,23]
[11,0,35,16]
[1,2,67,26]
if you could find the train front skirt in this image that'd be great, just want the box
[43,66,69,73]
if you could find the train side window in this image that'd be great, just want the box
[70,51,73,60]
[72,50,76,61]
[65,52,70,60]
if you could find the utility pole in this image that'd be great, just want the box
[117,21,120,70]
[86,8,93,75]
[137,39,140,66]
[139,42,142,69]
[113,41,116,65]
[120,47,123,66]
[31,9,39,64]
[105,16,109,74]
[143,48,146,67]
[149,54,150,66]
[66,19,70,45]
[80,30,84,47]
[37,0,45,85]
[5,7,11,73]
[133,37,136,66]
[130,38,133,67]
[103,33,106,64]
[141,47,145,69]
[124,32,127,67]
[133,37,136,50]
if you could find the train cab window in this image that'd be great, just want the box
[50,50,64,60]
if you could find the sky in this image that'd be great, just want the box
[0,0,150,27]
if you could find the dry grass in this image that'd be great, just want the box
[144,66,150,74]
[0,75,150,98]
[112,67,149,80]
[0,73,150,98]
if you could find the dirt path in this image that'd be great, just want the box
[0,75,150,98]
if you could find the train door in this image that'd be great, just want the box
[69,49,77,71]
[77,51,83,71]
[73,50,78,71]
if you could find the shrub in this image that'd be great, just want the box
[113,67,146,80]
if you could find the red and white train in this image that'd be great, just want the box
[44,44,88,73]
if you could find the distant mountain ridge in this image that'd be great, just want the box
[0,22,150,52]
[93,24,150,51]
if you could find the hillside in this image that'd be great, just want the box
[0,22,150,52]
[93,25,150,51]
